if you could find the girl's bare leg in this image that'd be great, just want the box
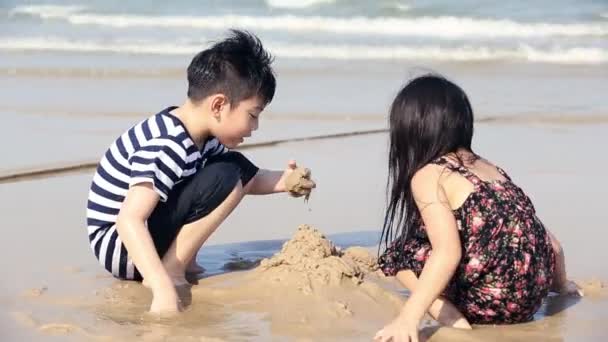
[396,270,472,329]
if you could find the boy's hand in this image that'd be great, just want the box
[150,286,182,314]
[283,160,316,199]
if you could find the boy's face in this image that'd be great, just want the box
[214,95,264,149]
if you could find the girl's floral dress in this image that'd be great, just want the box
[379,156,555,324]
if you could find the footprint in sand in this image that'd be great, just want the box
[22,286,48,298]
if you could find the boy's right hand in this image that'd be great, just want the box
[283,160,316,199]
[150,287,182,314]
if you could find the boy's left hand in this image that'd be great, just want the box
[282,160,316,199]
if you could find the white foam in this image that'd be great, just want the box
[265,0,335,9]
[0,38,199,55]
[393,4,411,12]
[9,5,608,39]
[1,37,606,64]
[9,4,85,18]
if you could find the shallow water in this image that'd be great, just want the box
[194,230,379,276]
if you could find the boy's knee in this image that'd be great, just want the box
[207,151,259,187]
[180,152,258,224]
[195,159,241,201]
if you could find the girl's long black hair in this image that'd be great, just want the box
[380,74,475,251]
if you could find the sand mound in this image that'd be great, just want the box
[256,225,372,292]
[188,225,403,339]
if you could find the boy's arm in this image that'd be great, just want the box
[247,160,315,195]
[247,169,285,194]
[116,183,180,313]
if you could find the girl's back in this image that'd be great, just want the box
[417,152,555,323]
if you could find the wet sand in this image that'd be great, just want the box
[0,122,607,341]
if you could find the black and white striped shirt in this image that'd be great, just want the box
[86,107,226,279]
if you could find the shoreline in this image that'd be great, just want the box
[3,118,608,184]
[0,128,388,184]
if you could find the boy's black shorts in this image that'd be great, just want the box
[135,151,258,280]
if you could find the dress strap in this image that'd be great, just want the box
[495,165,512,181]
[431,156,483,189]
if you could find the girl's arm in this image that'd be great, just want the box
[375,165,462,342]
[399,165,463,321]
[116,183,181,313]
[546,229,583,296]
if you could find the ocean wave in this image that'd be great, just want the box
[392,4,411,12]
[9,5,608,39]
[11,4,86,17]
[1,37,606,64]
[265,0,335,9]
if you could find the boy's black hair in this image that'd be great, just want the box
[187,29,276,106]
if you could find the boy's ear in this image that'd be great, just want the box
[210,94,228,119]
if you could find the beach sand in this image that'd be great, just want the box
[1,122,607,341]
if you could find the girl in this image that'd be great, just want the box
[374,74,582,342]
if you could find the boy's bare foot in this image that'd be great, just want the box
[142,275,189,289]
[186,259,206,274]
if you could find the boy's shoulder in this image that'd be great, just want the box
[113,109,195,164]
[137,109,193,150]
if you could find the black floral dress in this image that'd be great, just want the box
[379,157,555,324]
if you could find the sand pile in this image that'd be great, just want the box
[256,225,378,292]
[186,224,403,340]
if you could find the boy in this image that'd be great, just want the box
[85,30,315,314]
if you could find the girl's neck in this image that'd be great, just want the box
[446,148,478,166]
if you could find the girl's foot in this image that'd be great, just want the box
[555,280,585,297]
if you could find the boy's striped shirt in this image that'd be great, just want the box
[86,107,226,279]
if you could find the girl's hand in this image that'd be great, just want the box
[374,314,420,342]
[281,160,316,198]
[555,280,584,297]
